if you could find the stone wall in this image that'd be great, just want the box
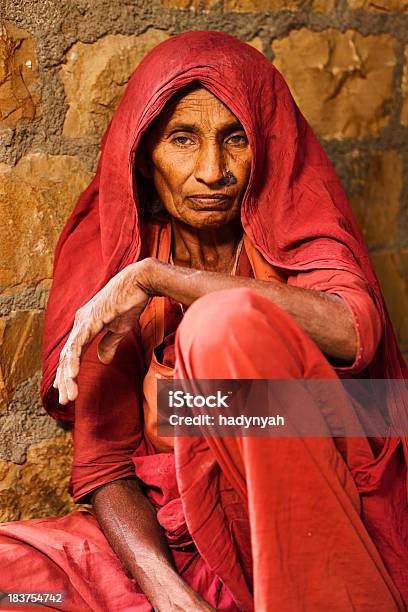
[1,0,407,520]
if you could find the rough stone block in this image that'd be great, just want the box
[0,21,41,130]
[371,250,408,354]
[348,0,408,11]
[312,0,335,9]
[224,0,334,10]
[60,29,170,141]
[401,45,408,126]
[161,0,217,7]
[272,29,396,139]
[0,310,43,405]
[0,434,77,521]
[0,153,94,293]
[224,0,299,10]
[347,150,402,248]
[0,375,64,464]
[248,37,264,53]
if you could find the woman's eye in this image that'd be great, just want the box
[226,134,248,146]
[172,135,194,146]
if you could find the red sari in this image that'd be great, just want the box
[1,31,407,611]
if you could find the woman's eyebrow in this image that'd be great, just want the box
[166,122,199,133]
[221,121,245,133]
[165,120,245,134]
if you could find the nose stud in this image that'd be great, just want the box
[218,170,237,186]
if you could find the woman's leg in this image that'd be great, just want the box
[173,288,406,612]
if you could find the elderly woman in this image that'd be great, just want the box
[1,31,407,612]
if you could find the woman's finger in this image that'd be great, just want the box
[53,360,65,403]
[63,359,79,403]
[61,334,87,401]
[57,363,69,405]
[54,345,71,403]
[65,339,83,379]
[53,345,67,389]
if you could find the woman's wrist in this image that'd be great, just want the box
[134,559,211,612]
[135,257,169,298]
[130,257,158,296]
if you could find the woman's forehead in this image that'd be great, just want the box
[153,86,242,133]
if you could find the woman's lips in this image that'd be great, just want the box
[187,195,233,210]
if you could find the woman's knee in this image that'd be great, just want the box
[179,287,306,346]
[175,288,314,378]
[178,288,267,346]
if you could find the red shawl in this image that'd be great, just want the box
[41,30,408,479]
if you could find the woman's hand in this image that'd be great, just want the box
[149,579,217,612]
[179,594,217,612]
[169,595,217,611]
[53,259,152,405]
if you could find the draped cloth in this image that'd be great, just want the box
[13,29,406,609]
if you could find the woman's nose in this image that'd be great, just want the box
[194,142,225,186]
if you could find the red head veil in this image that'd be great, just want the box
[41,31,408,463]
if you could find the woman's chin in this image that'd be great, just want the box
[175,209,239,230]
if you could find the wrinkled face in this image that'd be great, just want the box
[141,86,252,229]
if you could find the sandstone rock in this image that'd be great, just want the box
[0,372,5,410]
[249,37,264,53]
[0,459,19,492]
[0,310,43,405]
[60,29,169,141]
[0,153,94,294]
[348,150,402,248]
[0,21,41,130]
[161,0,217,7]
[348,0,408,11]
[0,434,78,521]
[0,375,64,464]
[224,0,333,10]
[371,250,408,355]
[224,0,299,10]
[401,45,408,126]
[272,29,396,139]
[312,0,335,10]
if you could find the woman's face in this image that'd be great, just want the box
[142,87,252,229]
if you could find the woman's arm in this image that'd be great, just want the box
[54,256,357,405]
[91,479,214,612]
[143,258,357,362]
